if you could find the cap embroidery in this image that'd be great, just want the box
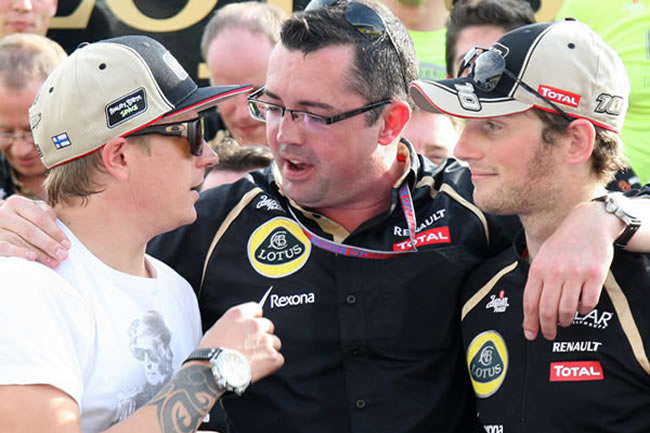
[105,88,148,128]
[52,133,72,149]
[162,51,188,81]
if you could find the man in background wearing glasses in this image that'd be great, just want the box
[0,35,283,433]
[0,33,66,202]
[412,19,650,431]
[1,3,650,433]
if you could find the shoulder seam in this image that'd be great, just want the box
[461,260,518,320]
[440,183,490,246]
[604,271,650,375]
[198,187,263,296]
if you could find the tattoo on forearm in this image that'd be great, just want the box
[147,365,219,433]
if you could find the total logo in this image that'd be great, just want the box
[538,84,581,108]
[392,226,451,251]
[248,217,311,278]
[485,290,509,313]
[466,330,508,398]
[550,361,604,382]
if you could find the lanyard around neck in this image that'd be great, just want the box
[285,184,419,259]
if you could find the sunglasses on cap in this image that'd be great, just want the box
[304,0,408,89]
[127,117,205,157]
[458,47,574,122]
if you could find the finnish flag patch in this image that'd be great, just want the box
[52,133,71,149]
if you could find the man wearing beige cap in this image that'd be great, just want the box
[0,35,283,433]
[411,19,650,431]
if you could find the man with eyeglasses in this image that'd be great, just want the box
[0,35,284,433]
[411,19,650,431]
[0,3,649,433]
[0,33,66,202]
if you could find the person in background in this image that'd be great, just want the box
[0,0,57,39]
[403,108,458,164]
[411,19,650,432]
[0,33,66,202]
[201,138,273,190]
[445,0,535,81]
[200,1,288,147]
[382,0,449,80]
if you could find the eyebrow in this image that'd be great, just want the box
[263,89,336,111]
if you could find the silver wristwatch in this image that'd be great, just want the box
[595,193,641,248]
[183,348,252,395]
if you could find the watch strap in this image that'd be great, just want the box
[593,194,641,248]
[183,348,222,365]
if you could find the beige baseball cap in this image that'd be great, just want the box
[29,35,252,169]
[410,20,629,132]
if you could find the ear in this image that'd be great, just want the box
[101,137,131,181]
[378,100,411,146]
[49,0,58,17]
[564,119,595,166]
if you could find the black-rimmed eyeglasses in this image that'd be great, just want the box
[458,47,574,123]
[127,117,205,156]
[247,88,392,128]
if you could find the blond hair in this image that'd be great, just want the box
[0,33,66,89]
[200,2,288,59]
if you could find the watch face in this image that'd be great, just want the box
[216,350,251,388]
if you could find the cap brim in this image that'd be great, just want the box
[165,83,253,119]
[410,78,532,119]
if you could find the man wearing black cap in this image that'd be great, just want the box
[0,35,283,433]
[411,20,650,431]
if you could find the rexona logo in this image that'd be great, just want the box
[269,292,315,309]
[248,217,311,278]
[550,361,604,382]
[538,85,581,108]
[466,331,508,398]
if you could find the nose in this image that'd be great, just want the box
[197,140,218,168]
[453,129,479,162]
[233,95,252,121]
[11,135,36,158]
[13,0,32,11]
[274,110,303,146]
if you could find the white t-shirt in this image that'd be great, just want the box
[0,221,202,433]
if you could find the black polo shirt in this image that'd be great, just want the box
[148,140,521,433]
[461,231,650,433]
